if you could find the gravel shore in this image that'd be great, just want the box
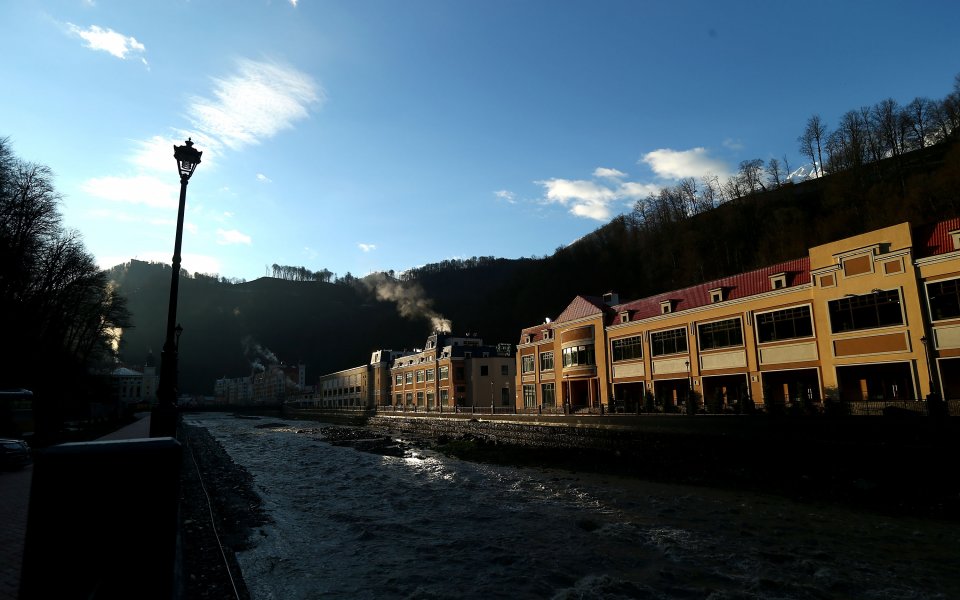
[179,423,269,600]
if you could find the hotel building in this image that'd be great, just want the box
[516,220,960,412]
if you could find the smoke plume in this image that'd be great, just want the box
[361,273,452,333]
[242,335,279,371]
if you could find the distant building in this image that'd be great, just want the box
[109,354,158,406]
[310,349,412,409]
[215,362,306,406]
[389,332,515,410]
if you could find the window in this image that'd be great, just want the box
[611,336,643,361]
[928,279,960,321]
[501,364,509,376]
[561,344,595,367]
[416,370,425,383]
[416,391,424,405]
[541,383,556,407]
[756,306,814,343]
[698,318,744,351]
[650,328,687,357]
[395,374,403,385]
[540,351,554,371]
[440,389,449,404]
[405,393,413,405]
[439,365,449,380]
[394,393,402,405]
[828,289,903,333]
[521,354,535,374]
[501,388,511,405]
[426,369,435,382]
[405,372,413,385]
[427,392,434,405]
[660,300,673,314]
[480,365,489,376]
[620,311,630,323]
[709,288,724,303]
[522,384,537,408]
[770,273,787,290]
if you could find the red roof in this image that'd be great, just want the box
[913,217,960,259]
[554,295,610,324]
[609,257,811,324]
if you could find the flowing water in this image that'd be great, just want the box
[186,413,960,599]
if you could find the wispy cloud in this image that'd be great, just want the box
[358,243,377,252]
[289,0,299,6]
[593,167,627,179]
[722,138,744,151]
[66,23,148,67]
[493,190,516,203]
[216,229,252,245]
[256,173,272,183]
[641,147,730,180]
[537,172,659,221]
[81,174,179,209]
[189,59,322,151]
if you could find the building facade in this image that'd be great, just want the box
[516,220,960,412]
[312,349,411,409]
[389,333,515,410]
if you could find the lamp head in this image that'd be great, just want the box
[174,138,202,180]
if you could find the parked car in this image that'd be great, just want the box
[0,438,31,470]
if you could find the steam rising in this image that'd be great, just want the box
[362,273,452,333]
[242,335,279,372]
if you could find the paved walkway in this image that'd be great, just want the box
[0,414,152,600]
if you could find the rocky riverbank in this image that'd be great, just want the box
[179,423,270,600]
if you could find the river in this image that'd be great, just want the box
[185,413,960,599]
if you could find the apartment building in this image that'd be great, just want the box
[313,349,411,409]
[516,219,960,411]
[389,332,515,409]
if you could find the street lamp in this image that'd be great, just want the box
[150,139,202,438]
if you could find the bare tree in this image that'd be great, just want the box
[907,97,934,149]
[765,158,784,189]
[798,115,828,177]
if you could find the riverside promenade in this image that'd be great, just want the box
[0,414,152,600]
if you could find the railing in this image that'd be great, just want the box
[286,399,960,418]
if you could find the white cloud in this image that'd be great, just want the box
[617,181,660,199]
[290,0,299,6]
[593,167,627,179]
[358,243,377,252]
[256,173,272,183]
[189,59,323,150]
[216,229,252,245]
[81,174,180,209]
[536,168,665,221]
[641,147,730,180]
[66,23,146,61]
[185,222,199,235]
[537,178,619,221]
[493,190,516,203]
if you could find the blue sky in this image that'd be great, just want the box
[2,1,959,282]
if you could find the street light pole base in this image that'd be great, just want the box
[149,403,179,438]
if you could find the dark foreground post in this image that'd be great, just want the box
[152,139,202,438]
[20,438,182,599]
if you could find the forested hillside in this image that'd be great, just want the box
[112,78,960,394]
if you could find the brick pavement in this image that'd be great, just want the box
[0,413,152,599]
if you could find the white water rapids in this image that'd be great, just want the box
[187,413,960,599]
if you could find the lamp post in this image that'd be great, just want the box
[150,139,202,438]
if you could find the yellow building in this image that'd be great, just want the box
[390,333,515,410]
[516,219,960,412]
